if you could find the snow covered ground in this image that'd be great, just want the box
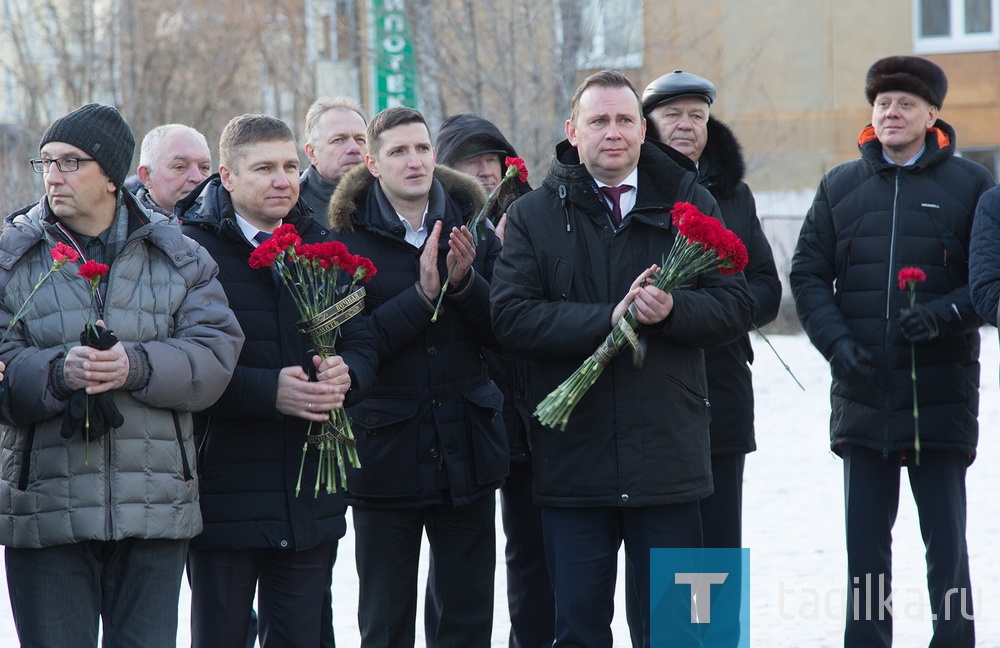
[1,330,997,646]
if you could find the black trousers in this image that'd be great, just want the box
[187,541,335,648]
[541,502,702,648]
[625,452,746,648]
[842,446,974,648]
[353,495,496,648]
[500,460,556,648]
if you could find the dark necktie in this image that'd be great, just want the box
[600,185,633,225]
[253,230,272,245]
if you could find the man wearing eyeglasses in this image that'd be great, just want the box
[0,103,244,648]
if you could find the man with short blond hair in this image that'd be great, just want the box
[178,113,377,648]
[136,123,212,213]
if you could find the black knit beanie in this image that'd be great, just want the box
[865,56,948,109]
[40,103,135,188]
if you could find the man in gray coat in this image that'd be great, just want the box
[0,103,244,648]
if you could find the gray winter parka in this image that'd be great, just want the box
[0,193,244,548]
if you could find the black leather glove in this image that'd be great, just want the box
[829,338,874,384]
[899,306,940,343]
[60,324,125,441]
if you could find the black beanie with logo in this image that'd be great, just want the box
[40,103,135,188]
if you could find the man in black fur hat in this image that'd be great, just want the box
[792,56,990,647]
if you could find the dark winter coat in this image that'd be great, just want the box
[178,175,378,550]
[490,140,753,507]
[970,184,1000,327]
[695,118,782,454]
[326,164,508,508]
[436,113,535,461]
[298,165,339,230]
[791,120,991,457]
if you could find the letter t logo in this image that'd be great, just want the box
[675,572,729,623]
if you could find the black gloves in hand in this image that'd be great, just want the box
[60,388,125,440]
[899,306,940,343]
[60,324,125,441]
[829,338,874,384]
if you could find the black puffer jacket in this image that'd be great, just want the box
[791,121,991,457]
[970,184,1000,327]
[326,164,508,508]
[685,118,782,454]
[490,141,752,507]
[177,175,378,550]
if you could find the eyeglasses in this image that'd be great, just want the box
[29,157,97,174]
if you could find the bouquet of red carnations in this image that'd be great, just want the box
[534,202,749,431]
[249,224,376,495]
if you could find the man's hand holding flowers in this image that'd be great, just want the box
[613,264,674,327]
[276,355,353,422]
[62,318,130,394]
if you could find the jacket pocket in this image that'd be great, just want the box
[15,424,36,490]
[549,258,573,301]
[348,397,423,498]
[665,374,712,425]
[172,411,194,482]
[462,380,509,486]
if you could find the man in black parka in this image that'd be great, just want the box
[791,56,991,647]
[491,70,752,648]
[327,106,507,648]
[178,114,378,648]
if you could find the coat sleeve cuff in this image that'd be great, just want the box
[123,343,151,391]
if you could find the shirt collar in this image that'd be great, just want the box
[235,213,281,246]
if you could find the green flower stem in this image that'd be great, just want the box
[431,164,520,323]
[534,237,725,429]
[753,326,805,391]
[906,289,921,466]
[912,343,920,466]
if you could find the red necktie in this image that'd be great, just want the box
[600,185,633,225]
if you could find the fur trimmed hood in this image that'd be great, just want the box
[698,117,747,199]
[326,163,487,232]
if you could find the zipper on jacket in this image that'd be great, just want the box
[172,411,194,482]
[882,168,902,451]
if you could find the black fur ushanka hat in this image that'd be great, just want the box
[865,56,948,108]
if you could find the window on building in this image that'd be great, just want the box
[915,0,1000,53]
[576,0,644,69]
[958,147,1000,178]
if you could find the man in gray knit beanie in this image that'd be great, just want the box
[0,103,244,648]
[39,102,135,189]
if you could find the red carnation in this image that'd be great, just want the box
[77,260,110,283]
[249,239,280,269]
[505,156,529,183]
[354,256,377,283]
[50,243,79,267]
[898,267,927,291]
